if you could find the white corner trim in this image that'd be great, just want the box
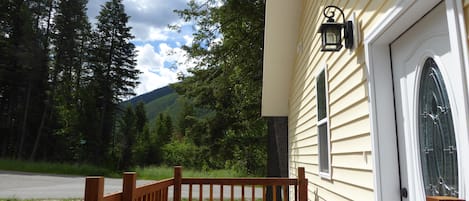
[364,0,441,201]
[445,0,469,198]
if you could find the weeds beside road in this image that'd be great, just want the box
[0,159,245,180]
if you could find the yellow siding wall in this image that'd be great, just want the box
[288,0,395,200]
[465,0,469,45]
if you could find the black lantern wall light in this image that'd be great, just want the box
[317,5,354,52]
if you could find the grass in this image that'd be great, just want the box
[0,199,81,201]
[135,166,245,180]
[0,159,243,180]
[0,158,118,178]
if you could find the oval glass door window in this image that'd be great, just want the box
[418,57,458,197]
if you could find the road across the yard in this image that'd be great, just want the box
[0,171,264,199]
[0,170,154,199]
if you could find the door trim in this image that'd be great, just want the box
[364,0,469,200]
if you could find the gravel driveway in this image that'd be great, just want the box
[0,171,264,200]
[0,171,153,199]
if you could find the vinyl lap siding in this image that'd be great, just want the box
[465,0,469,45]
[289,0,394,201]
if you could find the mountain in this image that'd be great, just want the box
[121,86,181,123]
[123,86,175,105]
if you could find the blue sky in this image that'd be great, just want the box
[87,0,196,96]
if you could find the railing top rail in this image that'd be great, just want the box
[134,178,174,195]
[102,192,122,201]
[181,178,298,185]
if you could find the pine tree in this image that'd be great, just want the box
[0,0,51,159]
[89,0,140,164]
[117,105,137,170]
[50,0,92,161]
[172,0,267,174]
[135,102,147,134]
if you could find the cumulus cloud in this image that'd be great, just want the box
[134,37,195,95]
[87,0,188,41]
[87,0,198,96]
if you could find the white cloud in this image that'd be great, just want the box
[134,38,195,95]
[87,0,187,41]
[86,0,200,96]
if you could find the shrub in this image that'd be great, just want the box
[161,138,202,168]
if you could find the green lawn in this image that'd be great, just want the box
[0,159,243,180]
[0,159,117,177]
[135,166,245,180]
[0,199,81,201]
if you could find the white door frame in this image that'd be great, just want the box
[364,0,469,200]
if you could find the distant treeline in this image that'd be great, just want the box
[0,0,140,168]
[0,0,268,175]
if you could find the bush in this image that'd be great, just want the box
[161,138,202,168]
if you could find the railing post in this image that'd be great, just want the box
[84,176,104,201]
[174,166,182,201]
[123,172,137,201]
[298,167,307,201]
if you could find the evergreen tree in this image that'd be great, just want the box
[172,0,267,174]
[89,0,140,164]
[51,0,92,161]
[117,105,136,170]
[135,102,147,133]
[0,0,51,159]
[132,102,149,166]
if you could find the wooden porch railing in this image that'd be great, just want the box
[84,166,307,201]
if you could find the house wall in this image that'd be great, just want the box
[288,1,395,200]
[465,0,469,42]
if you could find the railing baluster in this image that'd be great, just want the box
[220,185,224,201]
[283,185,287,201]
[251,185,255,201]
[273,185,277,201]
[230,185,234,201]
[262,185,266,201]
[210,184,213,201]
[199,184,203,201]
[294,185,297,201]
[242,185,245,201]
[189,184,193,201]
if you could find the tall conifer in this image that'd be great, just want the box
[90,0,140,164]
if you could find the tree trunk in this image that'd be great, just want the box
[29,103,49,161]
[18,81,32,159]
[29,0,54,161]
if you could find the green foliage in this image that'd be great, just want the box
[171,0,267,175]
[0,0,140,168]
[145,93,180,123]
[116,105,137,170]
[0,0,267,176]
[161,138,203,168]
[133,124,151,166]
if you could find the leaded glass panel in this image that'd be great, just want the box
[418,58,458,197]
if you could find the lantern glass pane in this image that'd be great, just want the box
[326,31,337,44]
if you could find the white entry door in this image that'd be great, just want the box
[391,3,465,200]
